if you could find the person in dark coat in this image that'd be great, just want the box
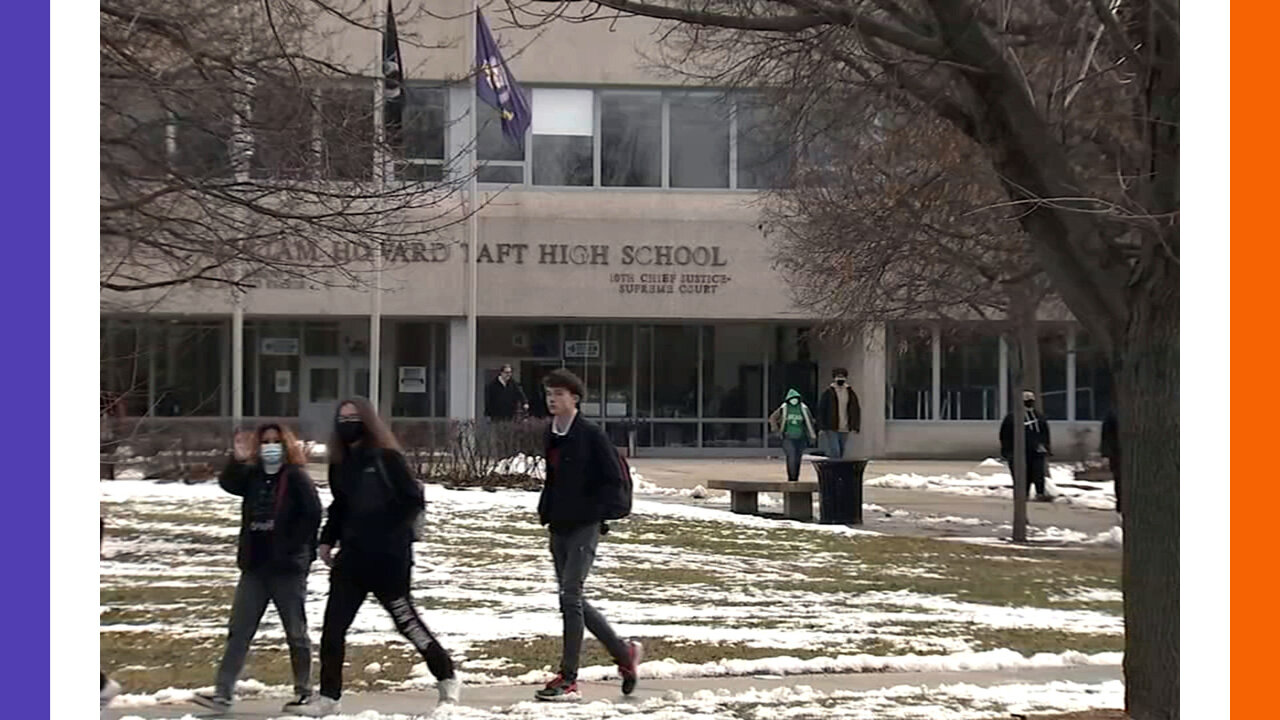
[485,364,529,421]
[815,367,861,459]
[1100,409,1121,513]
[999,390,1053,501]
[294,398,459,717]
[193,423,322,714]
[533,369,642,703]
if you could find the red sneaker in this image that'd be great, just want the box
[619,640,644,695]
[535,674,581,702]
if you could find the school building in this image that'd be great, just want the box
[100,5,1112,458]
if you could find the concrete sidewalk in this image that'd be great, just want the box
[633,458,1119,539]
[105,665,1121,719]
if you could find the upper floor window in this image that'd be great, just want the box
[531,88,594,187]
[474,87,791,190]
[398,85,448,182]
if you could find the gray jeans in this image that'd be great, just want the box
[215,569,311,699]
[550,523,628,681]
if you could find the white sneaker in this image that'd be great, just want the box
[437,677,462,705]
[100,677,122,709]
[288,694,340,717]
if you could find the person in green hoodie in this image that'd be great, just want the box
[768,389,817,482]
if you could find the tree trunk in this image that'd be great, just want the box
[1006,286,1040,543]
[1010,338,1027,543]
[1119,280,1180,719]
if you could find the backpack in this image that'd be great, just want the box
[601,447,634,521]
[373,451,428,542]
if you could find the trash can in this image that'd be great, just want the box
[811,458,868,525]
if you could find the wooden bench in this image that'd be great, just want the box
[707,479,818,522]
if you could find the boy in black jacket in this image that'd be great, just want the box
[999,390,1054,502]
[534,369,642,703]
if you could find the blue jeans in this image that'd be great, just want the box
[782,437,807,481]
[821,431,848,459]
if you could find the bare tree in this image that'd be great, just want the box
[762,97,1052,540]
[101,0,474,294]
[506,1,1178,716]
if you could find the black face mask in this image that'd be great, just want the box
[1024,400,1036,409]
[337,419,365,445]
[835,378,847,386]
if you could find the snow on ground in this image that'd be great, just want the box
[113,678,1123,720]
[864,464,1119,511]
[102,476,1121,713]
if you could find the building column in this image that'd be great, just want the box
[448,317,470,420]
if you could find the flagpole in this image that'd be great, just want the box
[370,1,386,415]
[466,2,480,421]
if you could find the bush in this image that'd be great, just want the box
[395,418,550,491]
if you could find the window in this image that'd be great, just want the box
[601,93,661,187]
[101,319,151,418]
[702,325,766,418]
[304,323,341,356]
[101,86,170,179]
[399,86,447,182]
[244,321,302,417]
[1038,328,1069,420]
[172,98,233,179]
[251,82,314,180]
[562,325,605,416]
[603,325,634,419]
[735,98,790,189]
[477,101,525,184]
[940,326,1001,420]
[471,87,786,190]
[320,86,374,181]
[669,94,730,188]
[887,324,934,420]
[1074,331,1113,421]
[150,321,227,417]
[531,88,593,187]
[651,325,699,418]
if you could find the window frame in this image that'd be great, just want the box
[469,85,786,192]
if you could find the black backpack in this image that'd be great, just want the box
[601,447,633,520]
[373,450,427,542]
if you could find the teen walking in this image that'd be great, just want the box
[534,369,642,703]
[815,368,861,459]
[193,424,322,714]
[293,398,459,716]
[769,389,818,482]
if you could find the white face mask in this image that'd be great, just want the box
[260,443,284,466]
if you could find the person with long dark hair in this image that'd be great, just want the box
[194,423,322,714]
[293,398,459,717]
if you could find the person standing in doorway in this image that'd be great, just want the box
[534,369,642,703]
[485,364,529,421]
[999,390,1054,502]
[193,424,322,714]
[1100,409,1121,514]
[816,368,861,459]
[293,398,460,717]
[769,389,817,482]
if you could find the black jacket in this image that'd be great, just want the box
[220,460,322,575]
[485,378,528,421]
[1000,408,1052,459]
[538,415,624,531]
[320,447,422,561]
[816,385,861,433]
